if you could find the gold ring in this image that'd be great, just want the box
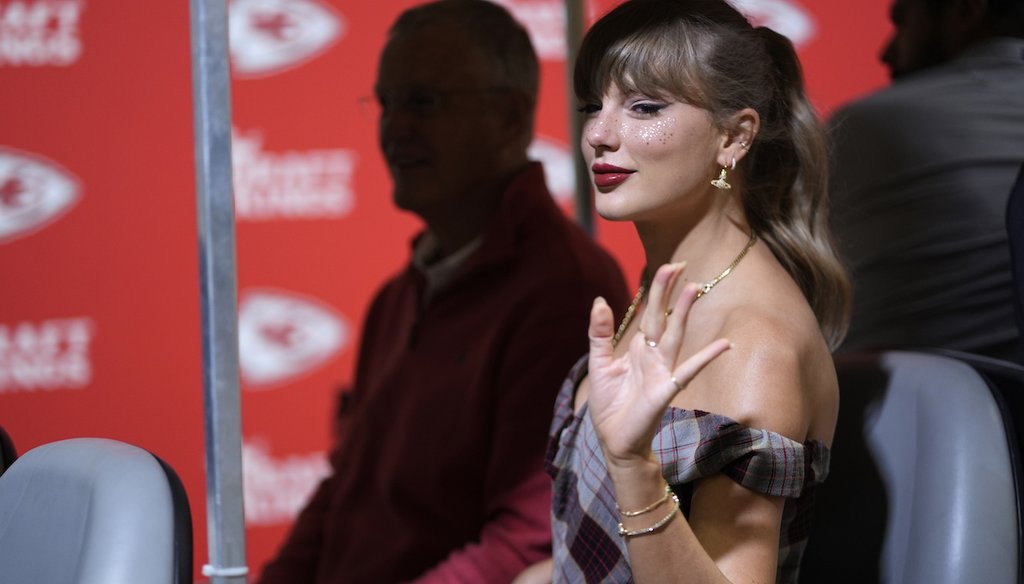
[670,375,685,392]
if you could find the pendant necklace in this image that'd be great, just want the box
[611,231,758,347]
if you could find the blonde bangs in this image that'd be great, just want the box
[575,22,713,110]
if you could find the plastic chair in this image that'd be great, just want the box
[800,351,1022,584]
[930,348,1024,479]
[0,437,193,584]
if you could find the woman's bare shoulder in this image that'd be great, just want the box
[680,295,838,444]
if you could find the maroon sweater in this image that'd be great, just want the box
[258,163,629,583]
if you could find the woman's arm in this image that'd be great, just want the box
[605,457,784,584]
[585,262,807,584]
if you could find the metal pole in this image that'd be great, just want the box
[564,0,593,235]
[188,0,248,582]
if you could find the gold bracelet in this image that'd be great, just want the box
[617,492,680,538]
[615,484,672,517]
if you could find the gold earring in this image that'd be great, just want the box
[711,167,731,189]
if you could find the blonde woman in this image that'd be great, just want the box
[517,1,851,582]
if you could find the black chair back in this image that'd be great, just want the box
[0,426,15,477]
[1005,163,1024,363]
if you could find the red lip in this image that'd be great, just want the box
[591,163,634,188]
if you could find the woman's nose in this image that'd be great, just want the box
[584,112,618,152]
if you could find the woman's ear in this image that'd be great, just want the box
[718,107,760,168]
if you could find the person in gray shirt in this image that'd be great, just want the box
[829,0,1024,360]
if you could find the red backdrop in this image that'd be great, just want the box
[0,0,891,580]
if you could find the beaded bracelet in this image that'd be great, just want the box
[617,492,680,538]
[615,484,673,517]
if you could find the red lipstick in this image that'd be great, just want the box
[591,163,634,188]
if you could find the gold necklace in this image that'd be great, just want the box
[695,230,758,299]
[611,231,758,347]
[612,282,647,347]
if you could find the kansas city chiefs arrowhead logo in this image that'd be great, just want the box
[229,0,345,78]
[0,147,80,244]
[239,288,349,387]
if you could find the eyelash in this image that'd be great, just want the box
[575,100,667,116]
[631,102,665,116]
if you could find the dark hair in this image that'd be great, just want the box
[922,0,1024,36]
[389,0,539,108]
[575,0,851,348]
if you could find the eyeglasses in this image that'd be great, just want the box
[358,87,510,120]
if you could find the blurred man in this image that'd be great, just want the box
[829,0,1024,359]
[256,1,629,582]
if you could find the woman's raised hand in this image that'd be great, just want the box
[587,262,731,468]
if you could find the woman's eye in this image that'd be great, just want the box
[577,103,601,114]
[631,102,665,115]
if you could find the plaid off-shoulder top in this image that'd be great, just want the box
[544,356,830,584]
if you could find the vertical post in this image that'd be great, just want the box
[564,0,593,235]
[188,0,248,582]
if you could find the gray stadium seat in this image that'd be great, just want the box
[800,351,1022,584]
[0,437,192,584]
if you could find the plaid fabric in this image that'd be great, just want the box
[545,356,830,584]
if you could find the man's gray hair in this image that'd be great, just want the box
[389,0,540,107]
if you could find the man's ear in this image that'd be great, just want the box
[499,91,532,128]
[497,91,535,152]
[717,107,760,168]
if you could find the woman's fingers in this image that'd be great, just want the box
[654,338,732,404]
[640,262,685,347]
[658,282,699,353]
[589,296,616,366]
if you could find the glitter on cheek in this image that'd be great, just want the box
[616,119,634,141]
[635,118,676,146]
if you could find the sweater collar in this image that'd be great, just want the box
[406,161,558,294]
